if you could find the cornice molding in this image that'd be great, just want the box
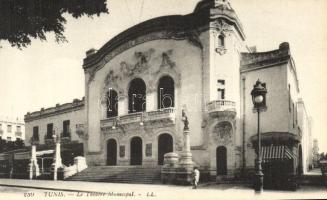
[83,2,245,73]
[25,99,85,122]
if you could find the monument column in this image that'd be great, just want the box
[179,109,194,183]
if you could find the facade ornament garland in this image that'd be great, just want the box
[87,30,203,75]
[120,48,155,78]
[212,121,233,145]
[160,50,175,68]
[87,68,97,84]
[211,19,232,34]
[216,46,227,55]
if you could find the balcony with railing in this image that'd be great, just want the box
[44,133,54,145]
[206,100,236,118]
[61,131,72,144]
[100,107,175,129]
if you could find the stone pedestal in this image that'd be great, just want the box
[161,152,179,184]
[52,142,63,180]
[178,129,194,184]
[28,145,40,179]
[74,156,88,172]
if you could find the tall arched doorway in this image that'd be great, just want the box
[298,145,303,175]
[216,146,227,175]
[157,76,174,109]
[158,134,173,165]
[107,139,117,166]
[130,137,142,165]
[128,78,146,113]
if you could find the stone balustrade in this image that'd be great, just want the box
[206,100,236,118]
[100,108,175,129]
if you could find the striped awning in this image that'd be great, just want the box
[36,150,54,156]
[261,145,296,163]
[0,153,10,161]
[14,151,31,160]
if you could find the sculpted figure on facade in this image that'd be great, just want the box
[120,48,155,78]
[160,50,175,68]
[211,19,232,34]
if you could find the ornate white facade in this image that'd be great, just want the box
[19,0,312,183]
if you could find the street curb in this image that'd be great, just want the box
[0,184,95,193]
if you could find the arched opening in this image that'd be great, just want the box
[130,137,142,165]
[157,76,175,109]
[158,134,173,165]
[106,89,118,118]
[216,146,227,175]
[128,78,146,113]
[298,145,303,175]
[107,139,117,166]
[218,34,225,47]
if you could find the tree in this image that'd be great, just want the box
[0,0,108,48]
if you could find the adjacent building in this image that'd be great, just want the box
[0,118,25,142]
[22,98,85,175]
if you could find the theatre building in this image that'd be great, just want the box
[76,0,311,185]
[1,0,312,187]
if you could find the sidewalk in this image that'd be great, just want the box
[1,179,327,200]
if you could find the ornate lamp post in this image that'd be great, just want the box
[251,79,267,193]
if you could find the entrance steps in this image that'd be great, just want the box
[65,166,162,184]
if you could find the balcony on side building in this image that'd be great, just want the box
[60,131,71,144]
[100,107,176,130]
[206,100,236,118]
[44,134,54,145]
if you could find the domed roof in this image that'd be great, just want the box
[194,0,244,36]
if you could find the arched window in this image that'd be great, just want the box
[218,34,225,47]
[128,78,146,113]
[106,89,118,118]
[157,76,174,109]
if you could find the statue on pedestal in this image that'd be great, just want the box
[182,109,189,131]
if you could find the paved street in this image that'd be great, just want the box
[1,179,327,200]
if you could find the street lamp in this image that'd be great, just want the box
[251,79,267,193]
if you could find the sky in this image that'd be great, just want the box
[0,0,326,151]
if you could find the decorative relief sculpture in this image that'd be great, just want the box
[146,143,152,157]
[87,68,97,84]
[88,29,205,76]
[211,19,231,34]
[119,145,125,157]
[166,30,202,49]
[213,121,232,144]
[104,70,120,86]
[120,48,155,77]
[211,19,230,55]
[160,50,175,68]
